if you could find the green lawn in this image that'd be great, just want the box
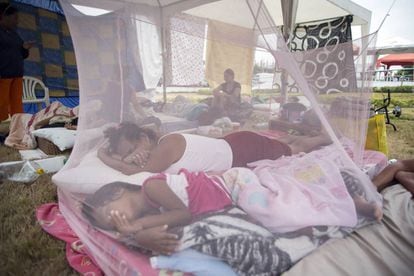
[0,91,413,275]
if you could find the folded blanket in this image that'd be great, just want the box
[5,102,77,149]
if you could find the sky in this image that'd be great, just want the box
[352,0,414,46]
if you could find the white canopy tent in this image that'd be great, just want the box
[82,0,371,31]
[69,0,372,101]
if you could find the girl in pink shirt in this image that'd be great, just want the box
[82,169,232,254]
[83,167,382,255]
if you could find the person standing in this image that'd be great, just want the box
[0,3,34,121]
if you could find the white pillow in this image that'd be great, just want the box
[32,128,76,151]
[253,103,280,112]
[52,150,155,194]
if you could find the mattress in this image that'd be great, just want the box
[156,113,198,133]
[284,184,414,276]
[58,190,179,276]
[55,148,392,275]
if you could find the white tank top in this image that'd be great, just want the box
[162,134,233,174]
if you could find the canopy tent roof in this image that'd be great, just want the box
[184,0,371,28]
[16,0,371,29]
[377,53,414,67]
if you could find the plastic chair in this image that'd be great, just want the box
[22,76,50,111]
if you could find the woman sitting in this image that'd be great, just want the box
[211,68,241,115]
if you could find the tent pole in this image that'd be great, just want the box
[280,0,298,105]
[158,0,167,103]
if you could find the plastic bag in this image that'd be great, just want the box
[365,114,388,156]
[0,161,45,183]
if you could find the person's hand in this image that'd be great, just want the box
[134,225,179,255]
[64,122,77,130]
[23,41,35,49]
[110,210,143,235]
[123,149,150,168]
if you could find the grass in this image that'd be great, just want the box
[0,92,413,274]
[0,153,76,275]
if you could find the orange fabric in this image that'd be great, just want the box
[0,77,23,121]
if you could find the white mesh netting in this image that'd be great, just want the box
[52,0,382,275]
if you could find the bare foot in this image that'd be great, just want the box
[353,195,383,222]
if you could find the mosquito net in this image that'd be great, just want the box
[53,0,382,275]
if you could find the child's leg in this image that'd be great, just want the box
[352,195,383,222]
[340,169,382,222]
[395,171,414,195]
[284,133,332,154]
[276,133,301,144]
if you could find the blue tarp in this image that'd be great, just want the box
[13,0,63,14]
[12,0,80,108]
[23,97,79,114]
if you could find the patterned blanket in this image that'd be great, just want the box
[178,207,370,276]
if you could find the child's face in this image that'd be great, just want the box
[95,189,145,230]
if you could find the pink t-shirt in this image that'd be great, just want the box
[142,169,232,217]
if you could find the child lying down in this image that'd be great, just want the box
[82,166,382,254]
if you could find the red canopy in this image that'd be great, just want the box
[377,53,414,67]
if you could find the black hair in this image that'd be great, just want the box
[81,181,141,231]
[0,3,18,18]
[103,122,158,154]
[224,68,235,77]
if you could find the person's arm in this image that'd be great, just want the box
[212,84,223,95]
[372,159,414,191]
[134,225,179,255]
[111,210,180,254]
[98,135,182,175]
[22,41,34,59]
[128,135,182,174]
[97,147,140,175]
[135,178,192,229]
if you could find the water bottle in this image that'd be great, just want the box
[0,161,45,183]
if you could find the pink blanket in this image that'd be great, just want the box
[36,203,103,275]
[223,155,358,233]
[37,200,184,275]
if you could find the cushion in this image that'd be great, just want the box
[32,128,76,151]
[52,151,154,194]
[252,103,280,112]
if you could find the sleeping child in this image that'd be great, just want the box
[82,167,382,254]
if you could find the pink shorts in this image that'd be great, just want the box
[223,131,291,167]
